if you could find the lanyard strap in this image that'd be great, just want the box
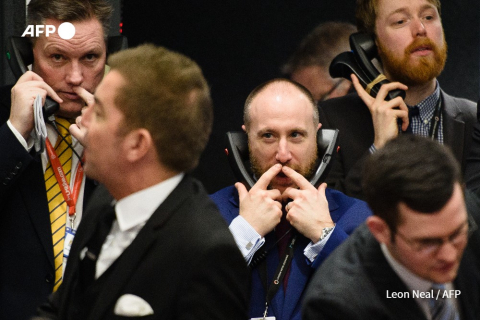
[45,137,84,216]
[258,232,297,318]
[428,96,443,140]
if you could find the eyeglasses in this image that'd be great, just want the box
[395,215,478,255]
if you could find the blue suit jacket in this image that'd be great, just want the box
[210,185,372,320]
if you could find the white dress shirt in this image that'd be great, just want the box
[229,215,334,264]
[95,173,184,278]
[7,119,86,250]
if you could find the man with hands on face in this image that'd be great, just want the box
[318,0,476,199]
[210,78,372,320]
[0,0,111,318]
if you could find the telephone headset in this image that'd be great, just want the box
[5,35,128,158]
[225,129,339,191]
[329,32,406,101]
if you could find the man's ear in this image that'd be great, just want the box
[366,216,392,244]
[123,128,152,162]
[242,124,246,133]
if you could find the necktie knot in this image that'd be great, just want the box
[55,117,72,146]
[408,106,420,118]
[80,206,117,287]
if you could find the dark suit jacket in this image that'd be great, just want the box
[35,176,250,320]
[302,217,480,320]
[210,185,372,320]
[465,100,480,193]
[0,84,96,319]
[319,91,476,199]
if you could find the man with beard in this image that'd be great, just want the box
[317,0,476,199]
[210,78,372,320]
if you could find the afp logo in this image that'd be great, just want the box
[21,22,75,40]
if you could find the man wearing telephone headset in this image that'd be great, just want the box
[0,0,111,318]
[210,78,372,320]
[317,0,476,199]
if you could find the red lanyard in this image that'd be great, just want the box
[45,137,84,216]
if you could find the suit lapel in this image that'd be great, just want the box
[454,248,480,320]
[363,234,427,320]
[88,176,193,320]
[22,158,55,268]
[442,91,466,165]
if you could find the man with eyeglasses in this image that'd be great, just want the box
[303,135,480,320]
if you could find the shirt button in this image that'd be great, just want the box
[423,119,429,124]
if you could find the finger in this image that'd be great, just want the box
[281,187,301,202]
[375,81,408,102]
[235,182,248,201]
[351,74,374,107]
[317,182,327,194]
[17,70,44,83]
[281,166,313,190]
[69,124,83,142]
[393,109,409,131]
[44,84,63,104]
[73,87,95,106]
[254,164,283,190]
[14,79,63,104]
[265,189,282,202]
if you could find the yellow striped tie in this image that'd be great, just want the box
[44,117,73,292]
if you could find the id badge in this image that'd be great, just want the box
[63,227,76,259]
[250,318,275,320]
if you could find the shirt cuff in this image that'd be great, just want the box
[303,225,336,263]
[229,215,265,264]
[7,120,34,151]
[369,144,377,154]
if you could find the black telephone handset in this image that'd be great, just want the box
[225,129,339,190]
[329,32,406,101]
[5,35,128,117]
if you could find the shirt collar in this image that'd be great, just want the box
[114,173,184,231]
[408,81,441,121]
[380,243,433,293]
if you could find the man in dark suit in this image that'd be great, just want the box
[33,44,249,319]
[210,78,372,320]
[0,1,111,318]
[303,135,480,320]
[318,0,476,199]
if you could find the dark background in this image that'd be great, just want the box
[122,0,480,193]
[2,0,479,193]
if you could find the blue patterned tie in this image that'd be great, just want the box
[429,284,460,320]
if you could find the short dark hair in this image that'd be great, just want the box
[243,78,318,130]
[108,44,213,173]
[281,21,357,75]
[362,135,461,233]
[355,0,441,35]
[27,0,113,41]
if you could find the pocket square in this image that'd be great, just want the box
[114,294,154,316]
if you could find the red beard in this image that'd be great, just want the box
[378,35,447,86]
